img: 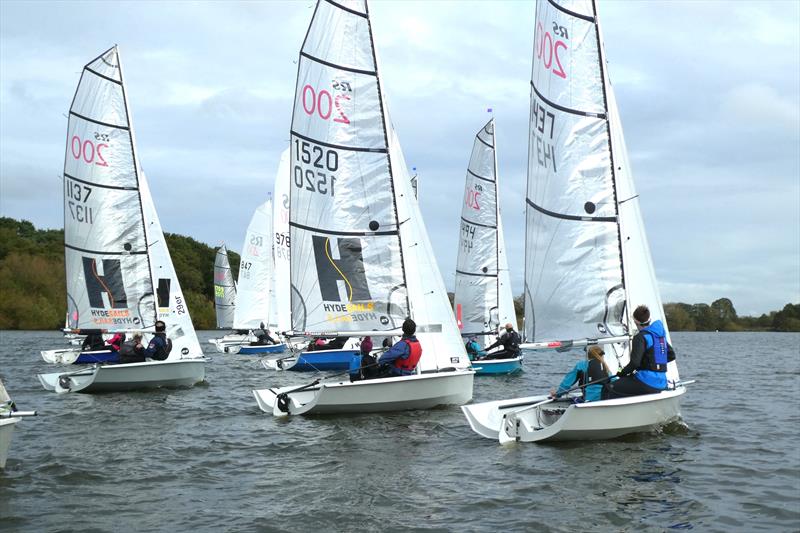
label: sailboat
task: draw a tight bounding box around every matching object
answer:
[462,0,690,443]
[454,118,522,375]
[213,245,236,328]
[37,46,206,393]
[0,379,36,468]
[253,0,474,414]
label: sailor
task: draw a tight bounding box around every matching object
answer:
[550,345,612,402]
[252,323,277,345]
[483,323,521,360]
[605,305,676,398]
[144,320,172,361]
[377,318,422,377]
[118,333,146,364]
[464,336,487,361]
[105,332,126,352]
[81,330,105,352]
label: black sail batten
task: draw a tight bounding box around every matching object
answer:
[325,0,367,18]
[299,51,377,76]
[364,0,411,316]
[531,82,606,119]
[591,0,628,313]
[467,169,494,183]
[68,111,130,131]
[461,216,497,230]
[547,0,596,23]
[290,130,387,153]
[63,172,137,191]
[85,66,122,85]
[65,243,148,256]
[290,220,398,237]
[117,46,157,326]
[526,197,617,223]
[456,269,498,279]
[476,135,494,149]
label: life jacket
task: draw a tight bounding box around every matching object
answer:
[578,359,608,387]
[150,333,173,361]
[394,338,422,372]
[641,325,668,373]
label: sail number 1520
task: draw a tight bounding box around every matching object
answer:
[293,140,338,197]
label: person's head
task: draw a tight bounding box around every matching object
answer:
[469,336,477,343]
[587,344,611,374]
[632,305,650,327]
[402,318,416,336]
[133,333,143,343]
[505,323,514,332]
[155,320,166,333]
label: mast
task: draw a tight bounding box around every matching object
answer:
[491,118,501,331]
[117,46,156,328]
[365,0,411,316]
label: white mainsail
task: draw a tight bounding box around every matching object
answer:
[234,200,273,330]
[270,149,292,333]
[523,0,676,380]
[287,0,468,369]
[454,119,517,347]
[213,245,236,329]
[63,46,154,333]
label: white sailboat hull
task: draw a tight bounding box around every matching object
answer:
[253,370,474,416]
[462,387,686,443]
[0,418,18,468]
[37,360,206,394]
[208,333,253,353]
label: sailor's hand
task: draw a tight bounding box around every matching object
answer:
[549,388,556,398]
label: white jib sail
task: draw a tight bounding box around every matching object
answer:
[524,0,675,379]
[270,149,292,332]
[454,119,518,347]
[213,245,236,329]
[63,46,155,332]
[234,200,273,330]
[139,172,203,359]
[289,0,408,335]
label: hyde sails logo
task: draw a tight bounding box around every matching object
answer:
[312,236,381,324]
[82,257,140,327]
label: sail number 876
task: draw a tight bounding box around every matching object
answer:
[293,140,338,197]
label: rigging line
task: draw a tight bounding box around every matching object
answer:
[467,169,494,183]
[63,173,137,191]
[530,82,606,119]
[547,0,595,23]
[291,130,387,153]
[324,237,353,302]
[68,110,129,131]
[618,194,639,205]
[299,51,376,76]
[526,198,616,222]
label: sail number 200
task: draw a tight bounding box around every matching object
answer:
[536,22,568,79]
[293,140,338,197]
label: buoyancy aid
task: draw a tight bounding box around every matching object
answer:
[641,324,668,373]
[394,338,422,372]
[578,359,608,387]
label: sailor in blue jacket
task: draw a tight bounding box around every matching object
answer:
[605,305,676,399]
[144,320,172,361]
[550,345,612,402]
[377,318,422,377]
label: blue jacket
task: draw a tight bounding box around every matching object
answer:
[144,333,171,361]
[378,335,418,376]
[465,340,486,361]
[623,320,674,390]
[556,360,610,402]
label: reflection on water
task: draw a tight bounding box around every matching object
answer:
[0,331,798,532]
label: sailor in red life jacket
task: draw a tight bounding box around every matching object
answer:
[377,318,422,377]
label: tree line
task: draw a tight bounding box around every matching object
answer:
[0,217,238,330]
[1,217,797,332]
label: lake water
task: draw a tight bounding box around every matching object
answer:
[1,331,798,532]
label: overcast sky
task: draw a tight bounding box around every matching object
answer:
[1,0,798,316]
